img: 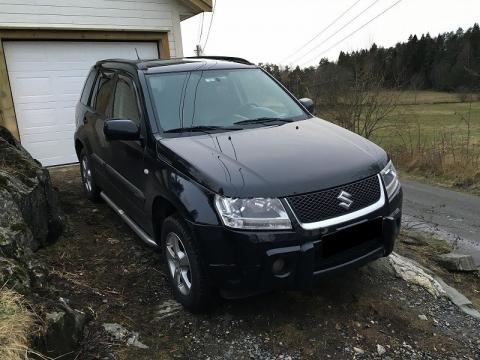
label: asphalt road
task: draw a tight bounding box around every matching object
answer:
[402,179,480,264]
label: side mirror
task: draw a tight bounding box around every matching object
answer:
[299,98,314,114]
[103,119,140,141]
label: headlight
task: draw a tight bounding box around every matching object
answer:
[214,195,292,230]
[381,160,400,199]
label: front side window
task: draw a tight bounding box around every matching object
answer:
[147,68,307,133]
[113,77,140,124]
[147,72,188,131]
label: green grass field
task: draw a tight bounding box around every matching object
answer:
[384,90,480,105]
[373,100,480,147]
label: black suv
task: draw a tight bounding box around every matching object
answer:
[74,57,402,311]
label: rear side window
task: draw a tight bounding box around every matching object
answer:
[113,77,140,125]
[94,74,116,116]
[80,69,97,105]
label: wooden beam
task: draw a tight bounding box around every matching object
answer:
[0,40,19,139]
[0,28,170,42]
[0,29,170,140]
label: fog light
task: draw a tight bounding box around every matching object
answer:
[272,258,286,275]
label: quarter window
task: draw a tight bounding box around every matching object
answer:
[80,69,97,106]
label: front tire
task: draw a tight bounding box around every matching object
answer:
[161,215,212,312]
[79,150,100,202]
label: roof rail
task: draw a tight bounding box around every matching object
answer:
[96,58,150,70]
[96,59,135,66]
[185,56,253,65]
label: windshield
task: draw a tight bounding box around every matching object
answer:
[147,68,308,133]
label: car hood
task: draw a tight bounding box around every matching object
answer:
[157,118,388,198]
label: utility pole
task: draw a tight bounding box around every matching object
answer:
[195,44,203,56]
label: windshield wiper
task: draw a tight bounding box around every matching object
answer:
[233,117,294,126]
[163,125,242,133]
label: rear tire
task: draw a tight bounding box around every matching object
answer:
[79,149,101,202]
[161,214,213,312]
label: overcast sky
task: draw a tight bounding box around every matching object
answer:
[181,0,480,67]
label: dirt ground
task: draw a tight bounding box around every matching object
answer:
[34,165,480,359]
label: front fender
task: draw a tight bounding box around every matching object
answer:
[146,164,220,226]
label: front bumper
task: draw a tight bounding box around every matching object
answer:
[187,187,402,296]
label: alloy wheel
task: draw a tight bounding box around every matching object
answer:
[81,156,92,193]
[165,232,192,295]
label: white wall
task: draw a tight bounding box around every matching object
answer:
[0,0,195,57]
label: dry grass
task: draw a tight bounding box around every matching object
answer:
[365,92,480,193]
[379,102,480,193]
[0,288,34,360]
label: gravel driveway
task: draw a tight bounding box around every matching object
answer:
[37,165,480,359]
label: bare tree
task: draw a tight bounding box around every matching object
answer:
[410,73,425,105]
[322,68,399,139]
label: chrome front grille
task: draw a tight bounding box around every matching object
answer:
[286,175,382,226]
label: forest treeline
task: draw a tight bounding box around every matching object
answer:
[261,23,480,99]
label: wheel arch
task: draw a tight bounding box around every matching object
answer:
[74,134,93,161]
[149,184,220,244]
[151,195,178,243]
[75,138,84,159]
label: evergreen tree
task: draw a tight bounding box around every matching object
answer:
[265,23,480,93]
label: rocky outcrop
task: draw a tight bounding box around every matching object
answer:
[0,128,87,358]
[0,126,63,292]
[0,127,63,257]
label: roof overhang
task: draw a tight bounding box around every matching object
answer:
[181,0,212,14]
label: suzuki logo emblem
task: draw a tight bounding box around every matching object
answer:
[337,190,353,210]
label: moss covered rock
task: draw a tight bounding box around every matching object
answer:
[0,127,64,294]
[0,257,30,294]
[0,127,63,259]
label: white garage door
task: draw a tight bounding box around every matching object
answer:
[4,41,159,166]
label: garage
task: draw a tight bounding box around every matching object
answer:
[4,41,158,166]
[0,0,212,166]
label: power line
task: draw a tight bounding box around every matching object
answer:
[280,0,362,63]
[203,0,216,52]
[198,11,205,44]
[292,0,381,65]
[300,0,404,66]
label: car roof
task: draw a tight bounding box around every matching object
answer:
[96,56,257,74]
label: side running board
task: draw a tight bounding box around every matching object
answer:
[100,192,158,248]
